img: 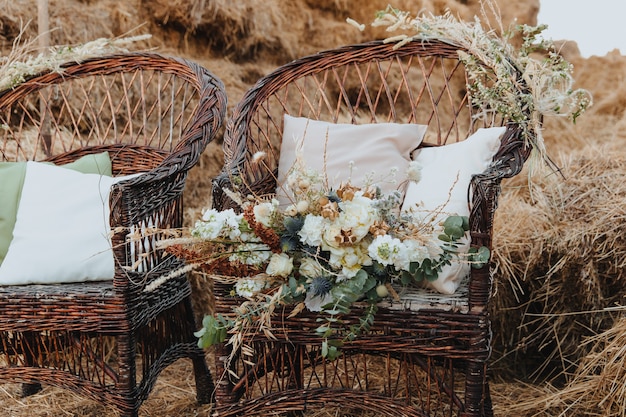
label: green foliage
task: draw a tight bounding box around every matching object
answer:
[194,314,231,349]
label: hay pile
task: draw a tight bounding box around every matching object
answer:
[2,0,626,416]
[491,144,626,380]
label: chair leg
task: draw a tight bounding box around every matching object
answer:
[192,353,214,404]
[116,334,139,417]
[462,360,491,417]
[21,382,42,397]
[214,342,236,406]
[20,332,43,397]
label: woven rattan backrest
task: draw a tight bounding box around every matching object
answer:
[0,53,215,173]
[217,40,514,207]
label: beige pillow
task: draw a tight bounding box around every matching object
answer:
[401,127,506,294]
[277,115,428,205]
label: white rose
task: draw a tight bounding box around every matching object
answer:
[266,253,294,277]
[328,243,371,279]
[337,193,378,241]
[299,257,325,278]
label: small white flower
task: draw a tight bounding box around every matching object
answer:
[285,204,298,217]
[299,215,325,247]
[407,161,422,183]
[235,278,266,298]
[403,239,431,268]
[253,200,277,228]
[296,200,309,214]
[266,253,294,277]
[368,234,405,267]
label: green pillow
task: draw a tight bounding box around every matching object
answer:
[0,151,112,265]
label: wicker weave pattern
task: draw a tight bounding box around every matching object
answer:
[0,53,227,416]
[212,40,531,417]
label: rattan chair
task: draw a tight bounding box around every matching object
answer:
[210,39,532,417]
[0,53,227,416]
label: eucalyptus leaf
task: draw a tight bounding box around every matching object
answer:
[438,234,451,242]
[470,246,491,269]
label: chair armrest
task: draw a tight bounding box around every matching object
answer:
[467,124,531,308]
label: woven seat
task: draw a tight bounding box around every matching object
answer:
[211,39,531,417]
[0,53,227,416]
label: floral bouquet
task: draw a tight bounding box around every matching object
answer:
[162,155,487,360]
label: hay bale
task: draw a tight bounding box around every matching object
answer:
[497,317,626,417]
[142,0,299,62]
[491,144,626,380]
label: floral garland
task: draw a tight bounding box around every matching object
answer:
[162,156,485,360]
[348,1,592,169]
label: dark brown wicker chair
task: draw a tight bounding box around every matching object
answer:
[0,53,227,416]
[210,39,532,417]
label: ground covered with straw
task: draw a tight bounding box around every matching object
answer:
[2,0,626,416]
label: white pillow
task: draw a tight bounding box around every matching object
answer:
[401,127,506,294]
[0,162,140,285]
[277,115,428,205]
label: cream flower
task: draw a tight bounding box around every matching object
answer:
[337,192,379,241]
[193,208,243,240]
[266,253,294,277]
[299,257,326,278]
[328,243,372,280]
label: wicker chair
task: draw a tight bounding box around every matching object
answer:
[210,39,532,417]
[0,53,227,416]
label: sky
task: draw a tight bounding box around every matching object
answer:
[537,0,625,57]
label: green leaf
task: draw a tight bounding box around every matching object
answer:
[316,325,330,334]
[461,216,470,231]
[362,274,378,293]
[327,346,340,360]
[469,246,491,269]
[195,315,229,349]
[443,215,469,239]
[443,215,464,229]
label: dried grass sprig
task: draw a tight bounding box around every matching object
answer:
[350,0,593,173]
[0,23,151,92]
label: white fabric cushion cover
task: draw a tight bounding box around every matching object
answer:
[0,162,139,285]
[401,127,506,294]
[277,115,428,205]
